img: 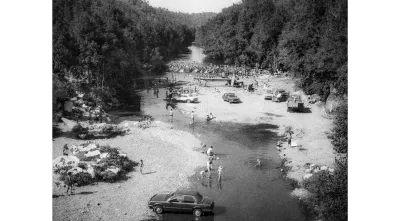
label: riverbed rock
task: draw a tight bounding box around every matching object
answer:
[106,167,120,174]
[303,174,313,180]
[100,153,109,159]
[79,121,90,129]
[64,101,73,112]
[53,155,80,168]
[87,166,95,178]
[291,166,299,172]
[81,143,98,152]
[61,118,79,131]
[84,150,101,158]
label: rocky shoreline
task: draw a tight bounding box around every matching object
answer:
[53,121,207,220]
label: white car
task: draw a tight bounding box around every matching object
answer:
[173,94,199,103]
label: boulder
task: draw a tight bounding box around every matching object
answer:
[67,167,83,175]
[86,166,95,178]
[313,168,320,173]
[106,167,120,174]
[62,100,73,111]
[291,166,299,172]
[320,166,328,171]
[81,143,98,152]
[100,153,109,159]
[70,97,78,101]
[84,150,101,157]
[53,156,80,168]
[303,173,313,180]
[310,164,316,168]
[305,169,312,173]
[79,121,90,129]
[61,118,80,131]
[328,168,335,173]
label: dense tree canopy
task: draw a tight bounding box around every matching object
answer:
[196,0,347,99]
[53,0,196,106]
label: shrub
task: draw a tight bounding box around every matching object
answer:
[328,102,348,154]
[303,159,348,221]
[71,172,94,186]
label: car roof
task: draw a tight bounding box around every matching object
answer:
[174,190,200,196]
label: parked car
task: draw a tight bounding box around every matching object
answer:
[148,190,214,217]
[272,89,289,102]
[264,89,274,100]
[222,93,241,103]
[173,93,198,103]
[308,94,321,104]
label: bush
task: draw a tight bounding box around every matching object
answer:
[328,102,348,154]
[71,172,94,186]
[303,159,348,221]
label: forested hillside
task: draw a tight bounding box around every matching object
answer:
[196,0,347,99]
[53,0,195,109]
[153,10,216,28]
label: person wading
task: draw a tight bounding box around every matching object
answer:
[140,159,144,174]
[190,111,195,125]
[287,134,292,148]
[218,166,223,183]
[169,108,174,123]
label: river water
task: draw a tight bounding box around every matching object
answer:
[138,46,313,221]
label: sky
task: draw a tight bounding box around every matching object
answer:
[147,0,242,13]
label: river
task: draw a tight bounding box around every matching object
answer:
[137,46,313,221]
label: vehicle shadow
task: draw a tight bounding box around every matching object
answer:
[264,112,284,117]
[143,171,157,175]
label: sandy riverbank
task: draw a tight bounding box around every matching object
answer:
[52,121,207,221]
[174,74,335,183]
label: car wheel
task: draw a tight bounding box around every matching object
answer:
[186,99,190,103]
[193,209,203,217]
[154,205,164,214]
[229,101,232,104]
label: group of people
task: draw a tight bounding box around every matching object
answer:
[167,61,273,80]
[199,145,223,186]
[137,116,154,129]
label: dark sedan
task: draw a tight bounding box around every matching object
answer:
[148,190,214,217]
[222,93,241,103]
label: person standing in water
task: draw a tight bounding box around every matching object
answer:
[217,166,223,183]
[190,111,195,125]
[255,159,261,168]
[140,159,144,174]
[287,134,292,148]
[169,108,174,124]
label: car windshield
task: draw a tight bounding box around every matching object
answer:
[195,192,203,201]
